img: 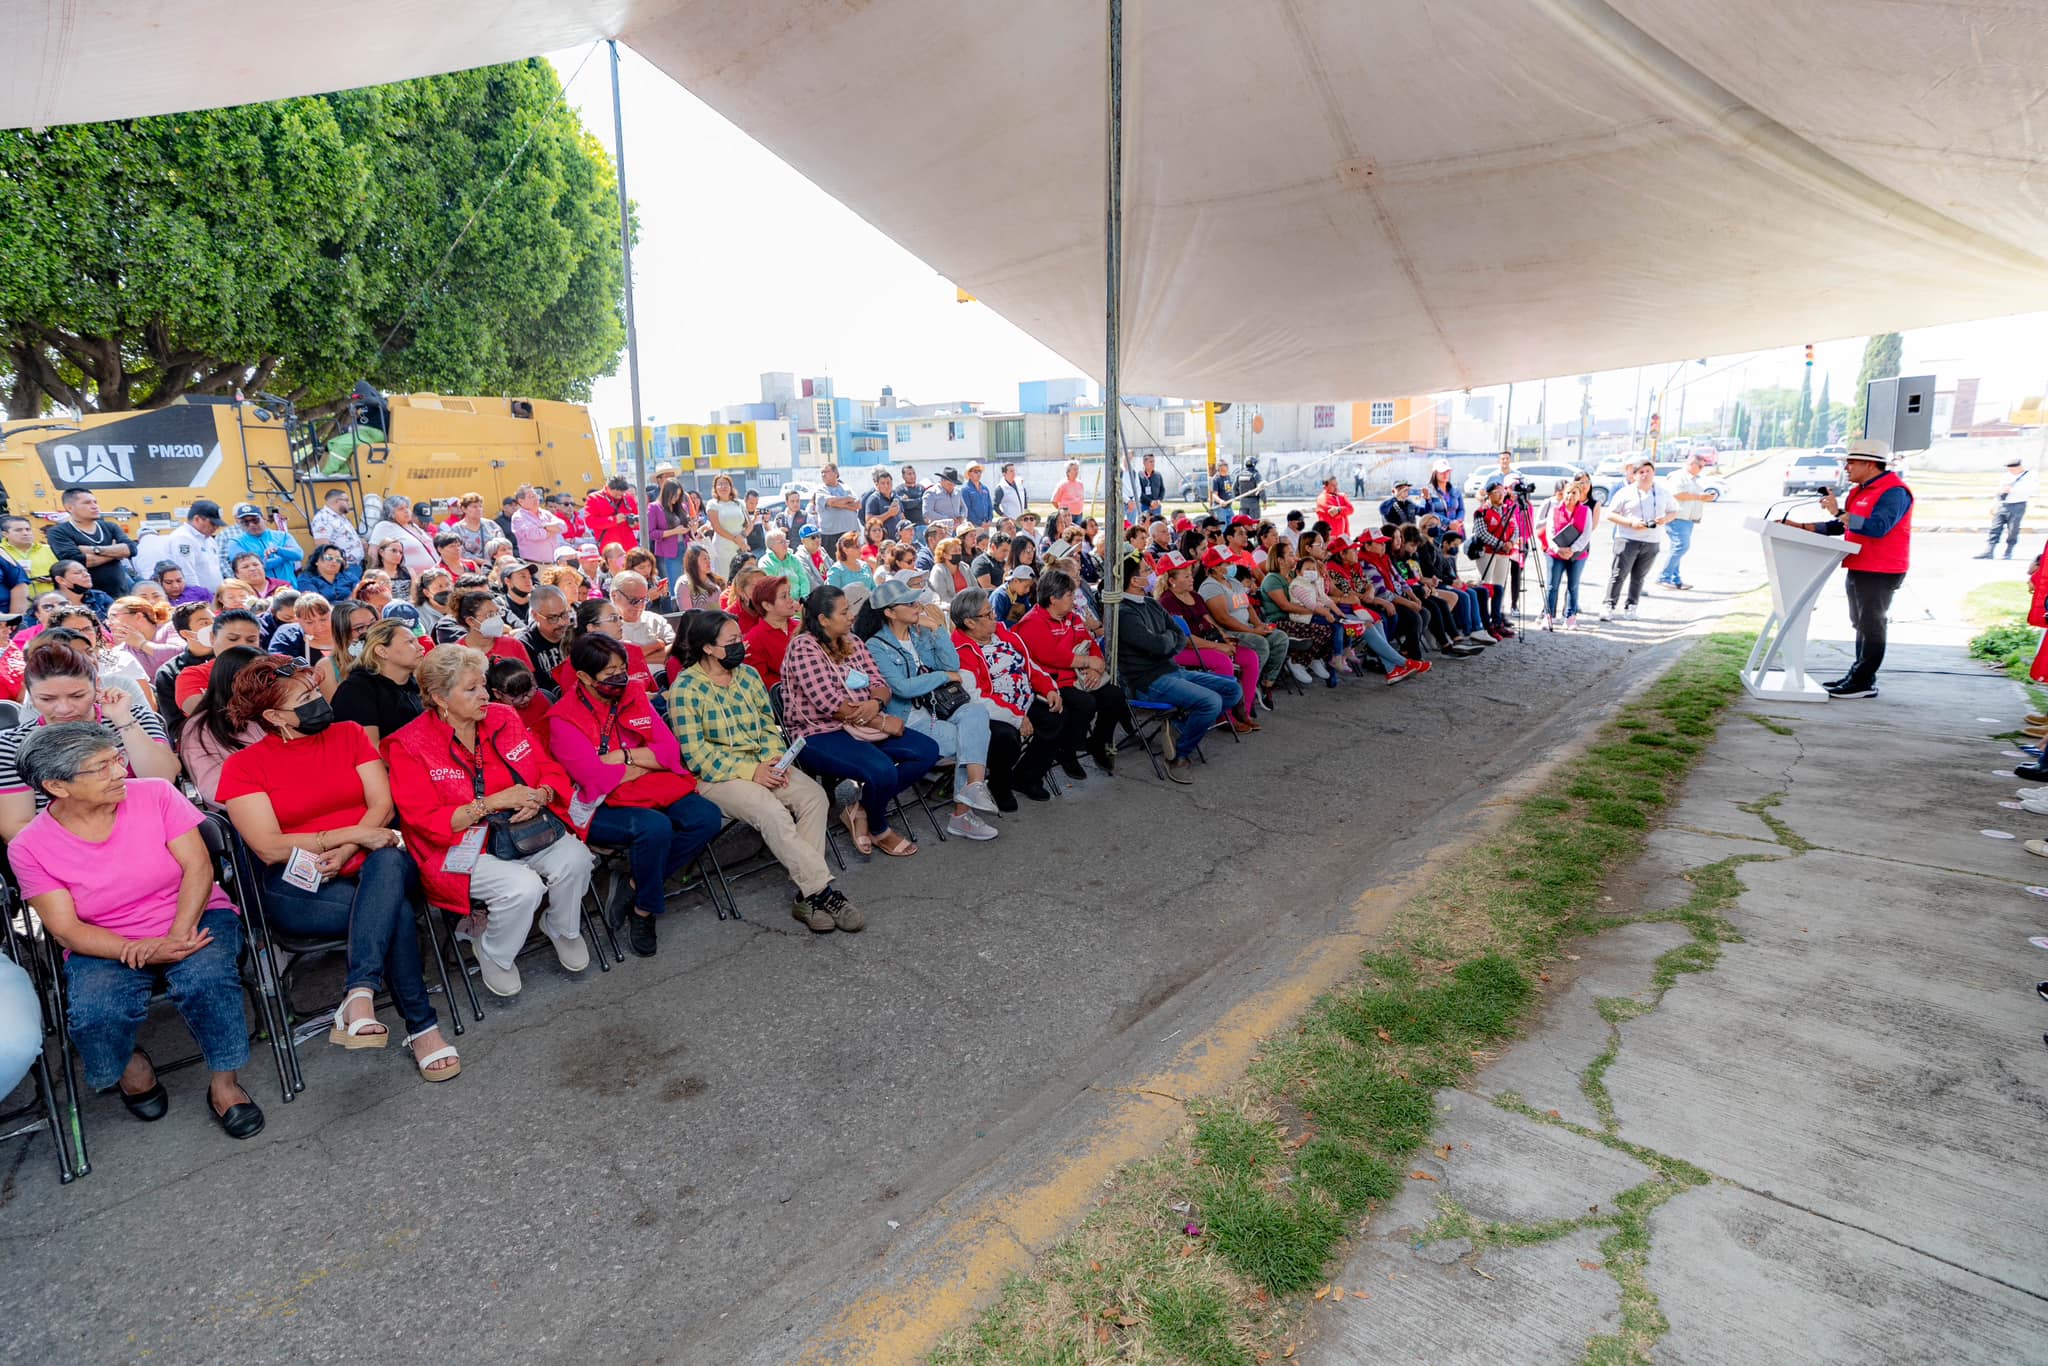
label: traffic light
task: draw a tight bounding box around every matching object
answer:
[1804,343,1814,366]
[1649,412,1661,436]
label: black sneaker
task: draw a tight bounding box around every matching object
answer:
[991,785,1019,814]
[627,911,658,957]
[1089,747,1117,776]
[1825,683,1878,699]
[1015,777,1052,802]
[1058,755,1088,781]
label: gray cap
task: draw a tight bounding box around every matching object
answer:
[870,578,921,609]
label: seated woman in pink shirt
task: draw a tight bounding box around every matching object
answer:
[11,723,263,1139]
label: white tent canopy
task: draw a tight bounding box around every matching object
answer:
[9,0,2047,399]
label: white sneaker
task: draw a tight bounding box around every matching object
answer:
[1309,659,1330,680]
[475,953,522,998]
[1623,604,1639,620]
[947,810,1000,841]
[1462,634,1491,647]
[1598,607,1612,621]
[1538,614,1554,631]
[1288,661,1313,684]
[958,779,1000,814]
[1563,615,1579,631]
[547,931,590,973]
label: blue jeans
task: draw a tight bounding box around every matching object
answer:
[1659,519,1695,584]
[65,907,248,1090]
[796,728,941,835]
[587,792,725,917]
[1132,669,1240,755]
[259,846,437,1034]
[904,700,992,799]
[1350,618,1408,671]
[1545,555,1586,619]
[0,957,41,1099]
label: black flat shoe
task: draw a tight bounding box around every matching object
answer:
[1089,748,1116,776]
[627,911,657,958]
[1015,778,1051,802]
[210,1092,265,1140]
[1057,756,1087,781]
[991,786,1019,814]
[117,1049,168,1121]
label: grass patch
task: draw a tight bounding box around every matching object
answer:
[1963,581,2048,710]
[928,624,1759,1365]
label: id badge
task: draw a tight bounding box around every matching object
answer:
[281,846,325,893]
[444,826,487,875]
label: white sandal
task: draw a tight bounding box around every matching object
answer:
[403,1028,461,1083]
[328,987,389,1050]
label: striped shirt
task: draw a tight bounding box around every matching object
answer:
[0,707,172,810]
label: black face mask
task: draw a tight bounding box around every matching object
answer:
[431,591,451,607]
[292,697,335,736]
[591,676,629,700]
[718,642,748,670]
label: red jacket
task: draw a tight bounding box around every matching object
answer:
[743,618,798,689]
[546,679,696,809]
[951,624,1056,726]
[384,704,580,914]
[1014,605,1100,687]
[1315,490,1355,539]
[551,641,653,698]
[584,491,641,553]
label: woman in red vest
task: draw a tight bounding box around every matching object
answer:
[1787,438,1912,699]
[548,633,722,958]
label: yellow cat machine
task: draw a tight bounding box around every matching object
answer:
[0,382,606,538]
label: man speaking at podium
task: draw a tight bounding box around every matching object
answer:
[1784,438,1914,700]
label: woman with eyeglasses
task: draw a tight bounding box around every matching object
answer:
[547,633,720,957]
[449,587,534,671]
[219,655,458,1081]
[562,599,655,696]
[948,588,1070,809]
[296,541,361,600]
[367,494,439,578]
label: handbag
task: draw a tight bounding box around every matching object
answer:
[878,632,971,720]
[473,734,568,861]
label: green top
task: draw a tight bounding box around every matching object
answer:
[665,662,786,785]
[759,549,814,601]
[1258,571,1296,624]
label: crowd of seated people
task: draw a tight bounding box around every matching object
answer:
[0,476,1534,1147]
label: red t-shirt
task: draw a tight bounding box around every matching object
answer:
[743,618,798,688]
[215,722,380,876]
[175,659,214,707]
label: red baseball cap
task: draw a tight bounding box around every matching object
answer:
[1327,536,1351,554]
[1200,544,1256,571]
[1155,550,1193,573]
[1228,514,1257,528]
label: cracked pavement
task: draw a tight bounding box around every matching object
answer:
[1310,558,2048,1362]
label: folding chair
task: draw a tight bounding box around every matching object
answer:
[0,879,82,1182]
[442,864,618,1020]
[1122,698,1177,781]
[770,682,850,868]
[220,822,466,1098]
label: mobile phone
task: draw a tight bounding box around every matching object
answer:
[773,735,807,774]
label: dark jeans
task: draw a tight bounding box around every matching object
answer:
[1988,502,2026,554]
[260,845,437,1034]
[986,699,1068,794]
[587,792,725,918]
[1384,604,1424,659]
[797,728,941,835]
[1419,595,1459,648]
[1054,682,1129,761]
[1509,557,1524,612]
[66,907,248,1090]
[1131,668,1240,755]
[1606,539,1660,609]
[1842,570,1906,689]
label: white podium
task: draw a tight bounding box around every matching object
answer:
[1741,517,1859,702]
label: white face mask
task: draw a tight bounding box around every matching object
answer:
[194,626,213,649]
[477,617,507,639]
[347,639,366,661]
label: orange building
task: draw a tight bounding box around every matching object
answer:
[1349,397,1439,446]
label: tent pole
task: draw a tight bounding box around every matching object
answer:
[1100,0,1126,667]
[610,39,648,508]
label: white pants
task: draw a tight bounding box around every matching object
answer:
[467,836,596,970]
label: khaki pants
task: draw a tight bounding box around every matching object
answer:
[699,768,833,899]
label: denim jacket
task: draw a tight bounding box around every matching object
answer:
[864,624,961,719]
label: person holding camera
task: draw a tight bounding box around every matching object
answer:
[1470,476,1522,636]
[1600,462,1674,620]
[584,476,642,553]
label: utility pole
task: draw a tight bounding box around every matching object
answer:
[608,40,647,503]
[1100,0,1127,666]
[1501,382,1514,449]
[1577,375,1591,462]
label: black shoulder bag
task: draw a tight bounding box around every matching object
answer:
[465,732,569,861]
[880,632,970,721]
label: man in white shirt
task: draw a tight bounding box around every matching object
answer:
[309,487,366,566]
[1656,454,1717,589]
[134,499,227,595]
[1600,464,1672,620]
[991,463,1029,522]
[1979,456,2033,560]
[610,571,673,666]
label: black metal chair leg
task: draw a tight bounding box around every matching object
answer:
[416,908,464,1038]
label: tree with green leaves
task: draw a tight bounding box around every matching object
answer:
[1846,332,1903,441]
[1,59,627,419]
[1792,368,1814,447]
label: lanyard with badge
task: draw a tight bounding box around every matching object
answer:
[442,735,492,874]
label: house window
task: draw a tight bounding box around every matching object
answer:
[698,433,716,456]
[726,431,745,454]
[989,419,1025,454]
[799,436,813,456]
[1078,414,1105,438]
[1312,404,1335,430]
[948,421,966,441]
[1369,401,1396,428]
[820,436,835,455]
[1163,412,1185,437]
[895,424,911,443]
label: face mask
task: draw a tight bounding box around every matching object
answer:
[432,591,451,607]
[844,668,870,691]
[292,697,335,735]
[592,676,628,700]
[193,626,213,649]
[502,688,536,708]
[718,642,748,670]
[346,639,366,661]
[476,617,507,638]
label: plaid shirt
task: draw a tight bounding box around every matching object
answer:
[665,663,785,785]
[779,632,883,738]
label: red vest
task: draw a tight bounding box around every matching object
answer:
[1844,471,1911,574]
